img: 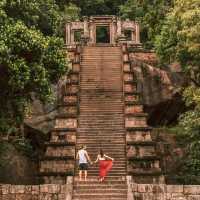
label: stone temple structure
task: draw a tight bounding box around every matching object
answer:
[1,16,199,200]
[65,16,141,46]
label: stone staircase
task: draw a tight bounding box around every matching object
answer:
[122,44,165,183]
[73,46,127,200]
[38,44,164,198]
[38,47,81,184]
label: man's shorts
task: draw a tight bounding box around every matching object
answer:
[79,163,88,170]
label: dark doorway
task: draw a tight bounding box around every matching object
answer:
[96,26,110,43]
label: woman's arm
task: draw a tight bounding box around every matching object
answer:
[94,155,100,163]
[104,154,114,161]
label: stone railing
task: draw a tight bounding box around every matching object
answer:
[0,177,73,200]
[127,176,200,200]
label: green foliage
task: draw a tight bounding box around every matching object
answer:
[0,0,68,136]
[120,0,173,48]
[173,86,200,178]
[3,0,62,35]
[155,1,200,178]
[62,3,81,22]
[155,0,200,84]
[57,0,126,16]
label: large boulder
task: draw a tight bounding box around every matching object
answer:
[129,51,187,126]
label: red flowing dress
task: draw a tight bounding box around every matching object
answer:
[99,160,113,178]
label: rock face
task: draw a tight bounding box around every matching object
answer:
[24,84,60,135]
[0,141,39,184]
[129,51,187,126]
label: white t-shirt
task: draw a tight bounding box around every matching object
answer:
[78,149,87,164]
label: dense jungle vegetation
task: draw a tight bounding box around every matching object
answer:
[0,0,199,183]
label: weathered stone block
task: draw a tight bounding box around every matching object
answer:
[124,63,131,72]
[124,73,134,82]
[31,185,39,195]
[167,185,183,193]
[66,85,79,94]
[40,185,49,193]
[14,185,25,194]
[2,194,15,200]
[125,105,143,114]
[123,54,129,62]
[73,63,80,72]
[2,185,10,195]
[69,74,79,83]
[48,185,60,194]
[55,118,77,129]
[16,194,31,200]
[126,131,152,142]
[24,186,31,194]
[59,106,77,115]
[63,96,78,104]
[40,160,74,173]
[187,195,200,200]
[39,193,52,200]
[46,146,75,157]
[138,184,153,193]
[184,186,200,195]
[125,94,139,102]
[125,117,147,128]
[124,84,137,93]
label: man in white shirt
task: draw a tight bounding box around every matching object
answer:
[76,145,92,181]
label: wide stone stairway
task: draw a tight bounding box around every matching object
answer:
[73,46,127,200]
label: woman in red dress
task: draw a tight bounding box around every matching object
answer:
[94,149,114,182]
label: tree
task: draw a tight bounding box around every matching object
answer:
[56,0,126,16]
[176,86,200,182]
[0,0,68,136]
[120,0,173,48]
[155,0,200,180]
[155,0,200,85]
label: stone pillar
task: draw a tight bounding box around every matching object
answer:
[127,176,134,200]
[83,16,89,36]
[135,21,140,44]
[111,16,117,44]
[66,23,71,45]
[67,23,72,45]
[65,176,73,200]
[89,18,95,44]
[117,17,122,36]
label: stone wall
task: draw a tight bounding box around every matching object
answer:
[127,177,200,200]
[0,177,73,200]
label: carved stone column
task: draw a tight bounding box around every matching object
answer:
[135,21,140,44]
[89,17,95,44]
[83,16,89,37]
[111,16,117,44]
[117,17,122,36]
[66,23,71,45]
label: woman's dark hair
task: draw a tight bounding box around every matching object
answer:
[100,149,104,158]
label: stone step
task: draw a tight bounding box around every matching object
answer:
[77,137,125,140]
[74,189,127,194]
[78,128,125,131]
[85,171,126,175]
[73,198,126,200]
[73,193,127,199]
[74,185,127,190]
[78,118,124,122]
[77,133,125,136]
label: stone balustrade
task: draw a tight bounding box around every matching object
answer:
[0,177,73,200]
[127,176,200,200]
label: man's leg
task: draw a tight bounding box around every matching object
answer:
[79,170,82,181]
[84,170,87,181]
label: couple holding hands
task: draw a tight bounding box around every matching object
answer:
[76,145,114,182]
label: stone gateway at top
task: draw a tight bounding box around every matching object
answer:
[65,15,141,46]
